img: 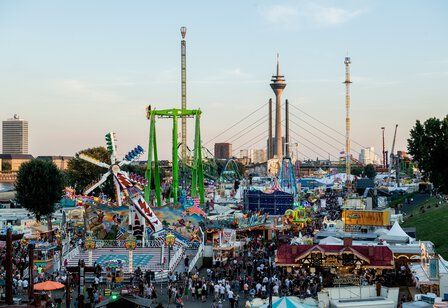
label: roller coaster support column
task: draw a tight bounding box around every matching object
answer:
[145,111,162,206]
[191,111,205,204]
[172,113,179,203]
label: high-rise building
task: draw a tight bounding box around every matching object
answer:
[359,147,380,165]
[2,114,29,154]
[37,156,73,170]
[214,143,232,159]
[239,149,249,159]
[249,149,267,164]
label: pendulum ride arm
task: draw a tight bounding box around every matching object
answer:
[115,171,163,232]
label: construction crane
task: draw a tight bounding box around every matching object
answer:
[381,127,386,168]
[389,124,398,173]
[390,124,400,186]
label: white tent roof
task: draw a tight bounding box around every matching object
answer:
[374,228,389,235]
[319,236,343,245]
[439,255,448,274]
[387,221,409,238]
[380,221,411,242]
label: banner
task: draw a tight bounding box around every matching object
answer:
[343,210,390,227]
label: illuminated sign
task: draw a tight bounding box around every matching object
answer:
[343,210,390,227]
[333,276,361,285]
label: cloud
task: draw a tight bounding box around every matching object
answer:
[259,1,365,28]
[426,59,448,65]
[414,71,448,78]
[192,68,262,85]
[223,68,252,79]
[308,4,364,26]
[52,79,120,103]
[259,4,299,25]
[352,75,401,89]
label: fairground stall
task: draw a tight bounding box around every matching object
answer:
[276,238,395,287]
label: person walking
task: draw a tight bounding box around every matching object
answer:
[190,282,196,301]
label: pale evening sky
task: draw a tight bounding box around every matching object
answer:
[0,0,447,160]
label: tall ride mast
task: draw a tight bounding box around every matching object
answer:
[344,56,352,188]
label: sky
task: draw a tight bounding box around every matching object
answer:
[0,0,447,160]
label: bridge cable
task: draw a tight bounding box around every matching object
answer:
[204,102,268,145]
[289,103,381,157]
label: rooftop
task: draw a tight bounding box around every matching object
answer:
[36,156,73,160]
[277,243,394,268]
[0,154,34,159]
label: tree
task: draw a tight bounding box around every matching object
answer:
[122,163,146,177]
[407,115,448,193]
[15,159,64,223]
[65,147,114,196]
[1,161,11,171]
[363,164,377,179]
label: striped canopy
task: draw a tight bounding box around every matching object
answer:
[253,296,317,308]
[272,296,317,308]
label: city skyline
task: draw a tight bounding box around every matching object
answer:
[1,0,447,159]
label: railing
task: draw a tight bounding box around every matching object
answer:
[169,246,185,273]
[94,239,166,248]
[53,252,62,272]
[23,267,29,279]
[144,238,166,248]
[0,172,17,183]
[153,270,169,282]
[188,227,205,273]
[61,239,72,256]
[65,245,80,261]
[94,240,130,248]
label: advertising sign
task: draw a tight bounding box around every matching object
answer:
[343,210,390,226]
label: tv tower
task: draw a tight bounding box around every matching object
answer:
[270,54,286,158]
[180,26,187,165]
[344,56,352,187]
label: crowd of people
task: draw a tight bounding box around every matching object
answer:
[0,240,30,298]
[1,186,438,307]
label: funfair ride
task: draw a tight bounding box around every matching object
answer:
[144,107,205,207]
[80,132,163,235]
[278,156,298,196]
[214,159,242,205]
